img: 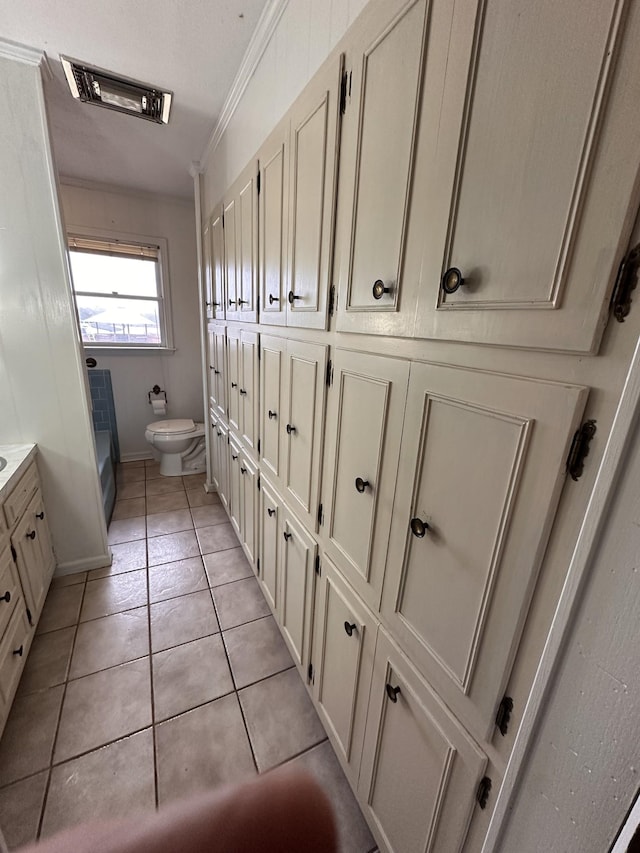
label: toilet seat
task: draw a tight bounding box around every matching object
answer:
[146,418,200,437]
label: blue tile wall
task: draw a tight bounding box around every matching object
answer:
[88,369,120,461]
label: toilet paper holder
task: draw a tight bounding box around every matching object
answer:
[148,385,168,405]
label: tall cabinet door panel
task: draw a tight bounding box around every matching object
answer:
[321,349,410,611]
[202,219,213,321]
[240,330,259,460]
[210,206,225,320]
[382,362,587,739]
[206,328,216,413]
[359,629,486,853]
[334,0,428,336]
[237,162,258,323]
[12,493,54,620]
[228,434,242,538]
[239,452,258,572]
[259,119,289,327]
[223,196,239,320]
[312,556,376,786]
[286,54,343,330]
[279,510,316,671]
[282,340,327,531]
[212,324,227,421]
[209,411,219,493]
[412,0,640,352]
[215,422,230,512]
[226,326,241,436]
[259,478,281,614]
[260,335,286,485]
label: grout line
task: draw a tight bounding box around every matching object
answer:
[263,735,330,774]
[145,541,160,812]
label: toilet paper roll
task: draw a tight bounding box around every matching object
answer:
[151,399,167,416]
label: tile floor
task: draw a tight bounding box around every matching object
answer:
[0,460,375,852]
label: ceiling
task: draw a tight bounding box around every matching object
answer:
[0,0,269,198]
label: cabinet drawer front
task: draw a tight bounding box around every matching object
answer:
[0,605,30,710]
[3,462,38,527]
[0,547,21,640]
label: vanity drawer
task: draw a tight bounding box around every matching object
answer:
[0,604,30,712]
[0,546,20,639]
[3,462,39,527]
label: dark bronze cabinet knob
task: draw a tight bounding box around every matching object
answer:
[231,454,238,461]
[386,683,401,703]
[355,477,369,493]
[0,591,10,603]
[216,429,222,436]
[212,301,220,307]
[228,299,237,306]
[26,530,36,541]
[239,388,247,395]
[286,424,297,435]
[410,517,429,538]
[344,621,357,637]
[288,291,302,304]
[13,645,23,657]
[36,511,45,520]
[268,410,277,420]
[267,508,276,517]
[269,294,280,305]
[283,531,292,541]
[441,267,465,294]
[231,382,237,388]
[240,466,247,474]
[214,369,220,375]
[372,279,391,300]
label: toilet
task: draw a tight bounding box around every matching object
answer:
[144,419,206,477]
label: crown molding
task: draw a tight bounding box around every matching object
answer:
[58,175,194,206]
[201,0,288,166]
[0,37,45,67]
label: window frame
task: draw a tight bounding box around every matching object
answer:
[67,226,175,352]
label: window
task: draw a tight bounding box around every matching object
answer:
[68,233,173,349]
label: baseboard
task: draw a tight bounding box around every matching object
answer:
[120,451,154,463]
[54,552,112,576]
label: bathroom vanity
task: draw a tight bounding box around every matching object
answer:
[0,445,55,736]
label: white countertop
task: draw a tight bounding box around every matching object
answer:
[0,444,37,502]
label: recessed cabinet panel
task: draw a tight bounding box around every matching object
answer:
[0,546,21,640]
[279,511,316,670]
[240,331,259,460]
[223,197,238,320]
[259,120,288,327]
[209,413,219,493]
[239,452,257,571]
[335,0,428,334]
[210,207,225,320]
[259,479,280,614]
[322,350,409,611]
[382,362,587,738]
[203,220,213,321]
[238,167,258,323]
[11,493,54,619]
[0,605,31,714]
[213,325,227,421]
[283,341,327,529]
[215,422,230,512]
[207,328,216,412]
[260,335,286,483]
[228,434,242,537]
[226,326,241,435]
[359,629,486,853]
[286,55,342,330]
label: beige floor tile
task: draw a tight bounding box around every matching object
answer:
[146,491,189,514]
[54,658,152,763]
[36,585,84,635]
[150,590,219,652]
[152,634,234,722]
[18,627,75,695]
[213,577,270,630]
[190,503,228,529]
[145,463,163,480]
[182,473,206,487]
[50,571,87,589]
[70,607,149,679]
[285,741,375,853]
[147,530,200,566]
[111,497,146,521]
[42,730,155,839]
[120,460,145,469]
[0,770,48,850]
[116,467,146,484]
[80,570,147,622]
[196,522,239,555]
[224,616,293,689]
[148,557,208,603]
[116,480,146,500]
[145,476,186,496]
[89,539,147,581]
[0,685,64,786]
[186,488,221,508]
[146,508,193,538]
[155,694,256,805]
[203,547,253,587]
[239,668,325,772]
[107,516,146,546]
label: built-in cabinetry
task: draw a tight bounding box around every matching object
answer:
[201,0,640,849]
[0,452,55,736]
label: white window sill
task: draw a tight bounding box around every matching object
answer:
[83,346,177,354]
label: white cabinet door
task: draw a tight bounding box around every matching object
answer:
[286,53,343,330]
[409,0,640,352]
[206,327,216,413]
[359,629,487,853]
[282,340,327,532]
[202,219,213,321]
[210,205,225,320]
[311,555,376,786]
[279,510,316,671]
[228,434,242,538]
[240,330,259,461]
[259,477,280,614]
[382,362,587,739]
[239,451,258,572]
[334,0,429,336]
[11,492,54,620]
[215,421,230,513]
[212,324,227,421]
[321,349,410,611]
[209,411,219,493]
[226,326,241,436]
[237,162,258,323]
[223,195,239,320]
[260,334,286,485]
[259,118,289,327]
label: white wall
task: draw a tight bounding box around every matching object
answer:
[0,50,109,573]
[59,182,202,460]
[202,0,369,212]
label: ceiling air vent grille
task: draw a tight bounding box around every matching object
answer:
[60,56,172,124]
